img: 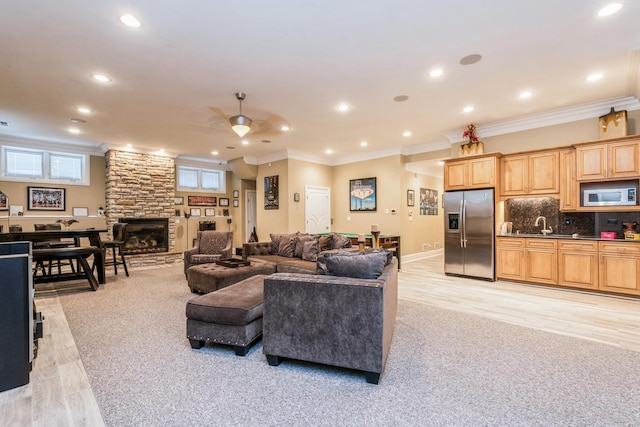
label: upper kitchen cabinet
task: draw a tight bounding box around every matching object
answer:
[575,137,640,181]
[500,150,559,197]
[444,154,500,191]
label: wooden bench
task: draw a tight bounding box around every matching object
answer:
[32,246,102,291]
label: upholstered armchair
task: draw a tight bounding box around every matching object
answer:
[183,231,233,278]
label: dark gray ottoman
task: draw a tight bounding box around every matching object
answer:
[187,260,275,294]
[186,274,266,356]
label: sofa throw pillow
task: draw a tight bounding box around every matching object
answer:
[294,234,317,258]
[318,235,333,252]
[330,233,352,249]
[270,234,285,255]
[277,234,296,257]
[324,250,387,279]
[301,239,319,262]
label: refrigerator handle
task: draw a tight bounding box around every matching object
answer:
[461,199,467,248]
[459,199,464,248]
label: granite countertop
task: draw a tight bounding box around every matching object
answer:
[497,233,640,242]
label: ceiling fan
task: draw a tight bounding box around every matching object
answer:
[197,92,289,139]
[229,92,251,137]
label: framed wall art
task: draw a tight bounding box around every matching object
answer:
[0,190,7,211]
[264,175,279,210]
[190,208,202,217]
[349,177,376,212]
[407,189,415,206]
[419,188,438,216]
[233,190,239,198]
[205,208,216,217]
[174,196,184,206]
[219,198,229,207]
[188,195,217,206]
[233,199,239,208]
[28,186,65,211]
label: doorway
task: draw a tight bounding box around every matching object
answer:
[245,190,257,241]
[305,185,331,234]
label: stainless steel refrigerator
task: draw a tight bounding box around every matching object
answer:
[444,189,495,281]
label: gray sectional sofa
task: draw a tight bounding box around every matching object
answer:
[262,257,398,384]
[242,232,355,274]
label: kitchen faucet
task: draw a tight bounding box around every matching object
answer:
[534,216,553,235]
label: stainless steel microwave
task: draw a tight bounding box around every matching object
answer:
[583,187,637,206]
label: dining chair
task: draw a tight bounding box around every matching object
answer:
[94,222,129,276]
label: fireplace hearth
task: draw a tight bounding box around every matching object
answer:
[119,218,169,255]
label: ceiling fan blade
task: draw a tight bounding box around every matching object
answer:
[207,106,231,120]
[251,114,288,136]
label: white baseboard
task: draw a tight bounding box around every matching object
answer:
[402,248,443,264]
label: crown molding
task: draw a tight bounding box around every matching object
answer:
[0,133,105,156]
[175,156,227,168]
[444,96,640,143]
[402,140,451,155]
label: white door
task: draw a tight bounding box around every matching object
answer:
[245,190,257,241]
[305,185,331,234]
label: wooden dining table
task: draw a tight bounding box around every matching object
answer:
[0,229,108,285]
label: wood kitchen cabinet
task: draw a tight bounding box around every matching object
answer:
[558,240,598,290]
[444,154,499,191]
[496,237,526,281]
[599,241,640,296]
[576,138,640,181]
[500,151,559,196]
[525,238,557,285]
[559,149,578,211]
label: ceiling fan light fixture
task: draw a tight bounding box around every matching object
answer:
[230,114,252,137]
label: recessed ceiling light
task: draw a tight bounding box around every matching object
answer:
[69,118,86,123]
[429,68,443,78]
[261,140,271,143]
[336,103,351,112]
[598,3,622,16]
[393,95,409,102]
[463,106,474,113]
[437,161,445,166]
[403,131,412,137]
[92,74,111,83]
[281,125,290,131]
[519,91,533,99]
[587,73,603,82]
[242,140,249,145]
[460,54,482,66]
[211,150,219,155]
[68,127,80,134]
[360,141,368,147]
[120,14,141,28]
[325,149,333,154]
[77,107,91,114]
[226,146,236,149]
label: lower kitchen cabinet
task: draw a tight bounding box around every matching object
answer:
[496,237,525,281]
[525,239,557,285]
[599,241,640,296]
[558,240,598,290]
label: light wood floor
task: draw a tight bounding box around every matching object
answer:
[2,255,639,425]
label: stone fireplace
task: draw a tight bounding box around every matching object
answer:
[105,150,180,267]
[120,218,169,255]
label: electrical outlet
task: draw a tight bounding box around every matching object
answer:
[422,243,431,251]
[384,209,389,214]
[435,242,441,249]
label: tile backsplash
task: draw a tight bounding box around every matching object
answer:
[504,198,640,237]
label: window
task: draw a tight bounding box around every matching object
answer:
[1,145,88,185]
[176,164,225,193]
